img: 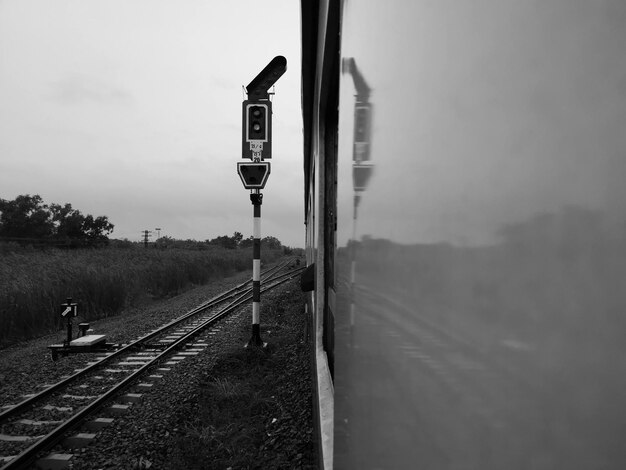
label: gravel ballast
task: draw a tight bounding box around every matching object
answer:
[0,271,315,469]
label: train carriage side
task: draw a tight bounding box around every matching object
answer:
[302,1,626,469]
[301,1,340,469]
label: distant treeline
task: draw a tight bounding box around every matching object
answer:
[110,233,297,255]
[190,232,285,251]
[0,194,113,248]
[343,205,626,356]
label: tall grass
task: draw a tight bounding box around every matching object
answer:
[0,246,282,348]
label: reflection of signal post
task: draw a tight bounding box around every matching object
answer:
[237,55,287,348]
[344,58,374,202]
[343,58,374,342]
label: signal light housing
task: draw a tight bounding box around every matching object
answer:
[248,104,267,141]
[242,100,272,160]
[353,103,371,162]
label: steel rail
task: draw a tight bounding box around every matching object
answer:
[262,265,305,287]
[1,266,302,470]
[0,261,294,423]
[1,292,250,469]
[0,279,248,424]
[355,285,538,392]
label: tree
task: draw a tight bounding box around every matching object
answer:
[49,203,113,244]
[232,231,243,246]
[50,203,85,239]
[208,234,237,249]
[261,236,282,250]
[0,195,114,245]
[207,232,283,250]
[239,236,254,249]
[208,232,245,249]
[0,194,54,239]
[82,215,114,241]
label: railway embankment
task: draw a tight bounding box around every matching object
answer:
[0,270,314,469]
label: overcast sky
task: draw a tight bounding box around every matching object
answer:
[3,1,626,249]
[0,0,303,246]
[337,0,626,246]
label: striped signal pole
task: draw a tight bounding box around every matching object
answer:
[240,56,286,348]
[247,190,266,347]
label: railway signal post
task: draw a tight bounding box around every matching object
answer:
[237,55,287,348]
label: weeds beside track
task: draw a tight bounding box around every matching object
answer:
[0,247,284,348]
[0,263,305,469]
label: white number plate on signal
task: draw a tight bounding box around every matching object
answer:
[250,141,263,152]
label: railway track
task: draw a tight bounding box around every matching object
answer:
[0,260,304,470]
[353,284,538,390]
[342,282,601,468]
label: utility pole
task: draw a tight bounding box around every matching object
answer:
[237,56,287,348]
[142,230,152,248]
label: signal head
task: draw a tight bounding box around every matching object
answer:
[247,104,268,141]
[242,100,272,159]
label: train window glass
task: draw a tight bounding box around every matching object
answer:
[332,1,626,468]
